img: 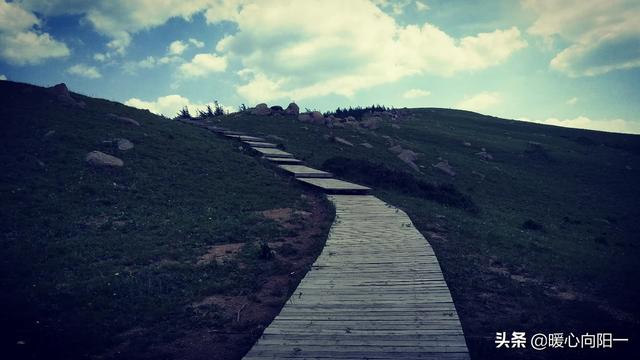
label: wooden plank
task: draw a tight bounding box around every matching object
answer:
[245,141,277,148]
[277,165,333,178]
[264,157,303,164]
[239,135,266,141]
[296,178,371,194]
[253,147,294,158]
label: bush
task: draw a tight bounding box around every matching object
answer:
[522,219,543,231]
[324,104,390,120]
[322,156,478,212]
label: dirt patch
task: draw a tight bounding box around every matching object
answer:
[197,243,244,265]
[121,192,333,360]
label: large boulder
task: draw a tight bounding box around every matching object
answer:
[107,113,141,126]
[310,111,325,125]
[85,151,123,167]
[398,149,420,172]
[47,83,86,108]
[298,113,312,122]
[285,102,300,115]
[251,103,271,115]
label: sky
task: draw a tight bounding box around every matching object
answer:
[1,0,639,134]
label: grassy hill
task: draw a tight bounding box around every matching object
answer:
[0,81,333,359]
[2,80,639,359]
[216,106,640,359]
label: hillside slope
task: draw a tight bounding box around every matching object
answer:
[218,106,640,359]
[0,81,333,359]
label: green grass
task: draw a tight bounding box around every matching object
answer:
[0,81,316,359]
[219,109,640,359]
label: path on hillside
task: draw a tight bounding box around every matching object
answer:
[180,120,470,359]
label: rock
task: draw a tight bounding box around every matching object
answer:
[47,83,86,108]
[398,149,420,172]
[334,117,344,122]
[433,160,456,176]
[388,144,403,154]
[298,113,311,122]
[360,142,373,149]
[333,137,354,147]
[285,102,300,115]
[344,121,358,128]
[332,122,345,128]
[463,142,472,147]
[251,103,271,115]
[85,151,124,167]
[345,116,356,122]
[44,130,56,138]
[475,150,493,161]
[107,113,140,126]
[115,138,134,151]
[391,124,400,129]
[361,116,381,129]
[270,105,284,113]
[267,134,285,141]
[310,111,324,124]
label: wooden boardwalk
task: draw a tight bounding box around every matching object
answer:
[176,120,469,359]
[243,195,469,359]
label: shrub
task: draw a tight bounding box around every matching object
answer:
[522,219,543,231]
[177,106,192,119]
[322,156,478,212]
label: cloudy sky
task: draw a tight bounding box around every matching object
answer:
[1,0,639,134]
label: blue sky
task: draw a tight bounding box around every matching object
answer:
[1,0,639,134]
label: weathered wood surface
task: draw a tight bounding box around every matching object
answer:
[239,135,266,142]
[245,141,277,148]
[277,164,333,178]
[243,195,469,360]
[252,147,294,158]
[296,178,371,194]
[264,157,303,164]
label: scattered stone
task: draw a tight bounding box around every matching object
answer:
[285,102,300,115]
[85,151,124,167]
[345,116,356,122]
[115,138,134,151]
[310,111,324,125]
[333,137,354,147]
[361,116,381,129]
[47,83,86,108]
[391,124,400,129]
[625,165,633,170]
[398,149,420,172]
[107,113,140,126]
[360,142,373,149]
[388,144,404,154]
[475,150,493,161]
[44,130,56,138]
[270,105,284,113]
[472,170,486,180]
[433,160,456,176]
[463,142,472,147]
[298,113,311,122]
[251,103,271,115]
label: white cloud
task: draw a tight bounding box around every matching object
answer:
[0,74,7,80]
[0,1,69,65]
[168,40,188,55]
[125,94,231,117]
[455,91,502,112]
[524,0,640,77]
[415,1,429,11]
[189,38,205,48]
[211,0,526,103]
[566,97,578,105]
[402,88,431,99]
[522,115,640,135]
[67,64,102,79]
[93,53,107,62]
[179,53,227,78]
[19,0,212,55]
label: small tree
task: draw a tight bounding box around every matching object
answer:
[214,100,225,116]
[177,106,192,119]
